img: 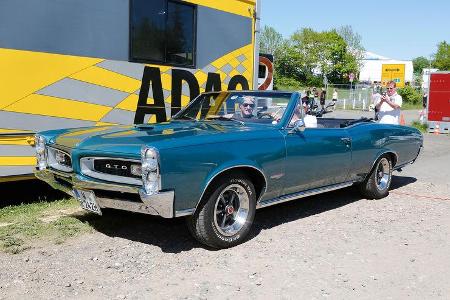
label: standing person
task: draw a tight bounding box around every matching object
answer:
[313,87,319,103]
[319,88,326,111]
[375,81,402,124]
[422,92,428,108]
[332,88,338,102]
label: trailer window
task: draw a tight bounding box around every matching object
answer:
[130,0,195,67]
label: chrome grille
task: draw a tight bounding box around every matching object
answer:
[80,157,142,186]
[93,159,141,179]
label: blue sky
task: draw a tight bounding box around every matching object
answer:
[260,0,450,61]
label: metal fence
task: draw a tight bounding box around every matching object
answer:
[323,84,374,111]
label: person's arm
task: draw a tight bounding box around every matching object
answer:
[384,95,401,109]
[375,95,384,110]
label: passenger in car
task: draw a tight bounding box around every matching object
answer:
[290,99,317,128]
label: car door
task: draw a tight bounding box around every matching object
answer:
[281,127,352,195]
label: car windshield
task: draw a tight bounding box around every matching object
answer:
[172,91,293,124]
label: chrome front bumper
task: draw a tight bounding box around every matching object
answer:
[35,169,175,218]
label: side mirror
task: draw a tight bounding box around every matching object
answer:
[289,119,306,133]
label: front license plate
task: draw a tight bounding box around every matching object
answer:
[73,189,102,215]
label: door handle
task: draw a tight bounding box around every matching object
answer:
[340,137,351,144]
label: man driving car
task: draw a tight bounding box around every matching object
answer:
[238,96,255,118]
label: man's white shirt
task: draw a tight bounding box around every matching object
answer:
[304,114,317,128]
[376,93,402,124]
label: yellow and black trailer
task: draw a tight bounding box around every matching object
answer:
[0,0,260,181]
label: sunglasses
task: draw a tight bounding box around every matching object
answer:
[243,103,255,108]
[386,87,395,90]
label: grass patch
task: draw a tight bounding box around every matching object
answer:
[411,121,428,133]
[0,198,93,254]
[402,102,423,110]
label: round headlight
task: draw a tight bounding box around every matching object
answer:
[141,146,159,171]
[142,147,157,159]
[146,172,158,182]
[142,159,158,172]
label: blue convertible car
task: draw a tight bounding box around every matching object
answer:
[35,91,422,248]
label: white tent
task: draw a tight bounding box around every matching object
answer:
[359,51,413,84]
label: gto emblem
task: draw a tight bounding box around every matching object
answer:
[105,164,127,170]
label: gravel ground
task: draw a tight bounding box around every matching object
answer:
[1,132,449,299]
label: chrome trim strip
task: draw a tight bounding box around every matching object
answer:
[368,151,398,174]
[34,169,74,197]
[72,175,140,194]
[34,169,174,218]
[194,165,268,213]
[138,189,174,218]
[257,181,355,209]
[80,157,142,186]
[175,208,195,217]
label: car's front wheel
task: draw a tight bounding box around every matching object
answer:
[360,156,392,199]
[187,173,256,248]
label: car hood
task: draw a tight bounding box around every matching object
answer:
[51,121,270,155]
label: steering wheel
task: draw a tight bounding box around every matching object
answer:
[257,112,274,119]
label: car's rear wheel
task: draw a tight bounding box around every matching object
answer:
[360,156,392,199]
[186,173,256,249]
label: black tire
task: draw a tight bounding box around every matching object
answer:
[359,156,393,199]
[186,172,256,249]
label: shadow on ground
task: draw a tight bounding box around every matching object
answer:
[390,175,417,190]
[77,174,416,253]
[0,179,67,208]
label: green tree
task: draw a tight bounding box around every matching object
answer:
[259,26,284,55]
[290,28,358,85]
[337,25,365,68]
[432,41,450,70]
[412,56,430,74]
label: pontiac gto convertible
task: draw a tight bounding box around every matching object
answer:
[35,91,423,248]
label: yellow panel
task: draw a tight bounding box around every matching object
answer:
[0,129,33,134]
[183,0,255,17]
[229,58,240,68]
[116,94,139,111]
[181,95,190,106]
[0,157,36,166]
[166,96,172,104]
[5,94,111,121]
[212,57,227,69]
[217,71,227,80]
[0,136,34,146]
[95,122,117,126]
[0,49,102,109]
[148,115,157,123]
[70,66,141,93]
[161,73,172,89]
[195,71,208,85]
[381,64,406,88]
[229,69,240,78]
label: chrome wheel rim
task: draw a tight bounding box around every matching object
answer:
[376,158,390,191]
[213,184,250,236]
